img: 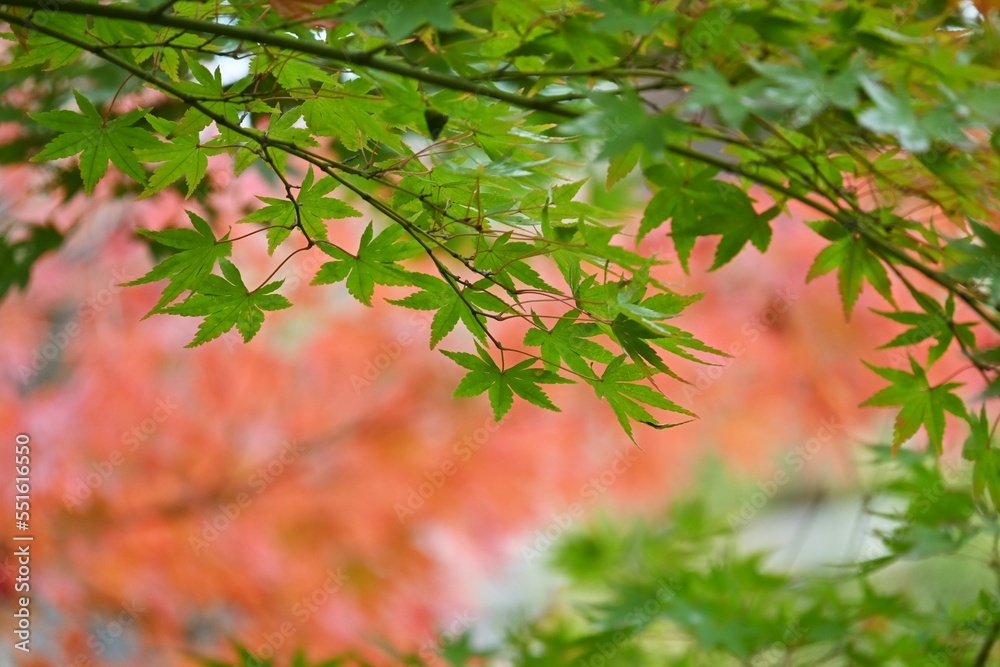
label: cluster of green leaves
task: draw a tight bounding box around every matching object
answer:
[2,0,1000,443]
[199,446,1000,666]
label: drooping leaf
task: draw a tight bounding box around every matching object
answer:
[442,345,573,421]
[240,168,362,249]
[589,356,695,440]
[125,211,232,315]
[311,222,422,306]
[30,91,159,194]
[164,259,291,347]
[860,357,967,454]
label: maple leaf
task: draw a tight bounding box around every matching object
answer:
[239,168,361,250]
[30,90,158,194]
[589,356,695,440]
[390,275,504,347]
[523,311,616,377]
[442,345,573,421]
[473,232,557,293]
[806,221,895,319]
[163,259,291,347]
[133,115,224,199]
[311,222,422,306]
[641,165,775,271]
[860,357,967,454]
[874,293,974,367]
[125,211,232,315]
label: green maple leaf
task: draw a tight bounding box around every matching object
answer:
[702,200,777,271]
[473,232,556,293]
[390,275,504,347]
[874,294,974,367]
[860,357,968,454]
[240,168,361,250]
[961,407,1000,514]
[650,323,728,364]
[523,311,616,377]
[134,116,222,199]
[680,67,766,129]
[301,80,405,152]
[608,315,680,379]
[311,222,422,306]
[0,14,84,71]
[170,54,250,144]
[30,91,158,194]
[945,219,1000,307]
[606,143,642,188]
[589,356,695,440]
[125,211,232,315]
[164,259,291,347]
[639,168,716,243]
[642,167,774,271]
[856,77,932,153]
[388,274,461,346]
[441,345,572,421]
[806,222,895,319]
[344,0,456,40]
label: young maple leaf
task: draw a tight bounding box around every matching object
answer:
[873,293,975,367]
[590,356,695,441]
[163,259,291,347]
[311,222,422,306]
[390,275,503,347]
[860,357,968,454]
[441,345,573,421]
[135,128,210,199]
[239,168,362,251]
[523,311,616,377]
[806,221,895,319]
[125,211,232,315]
[30,90,158,194]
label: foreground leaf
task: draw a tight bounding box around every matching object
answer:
[125,211,232,315]
[164,259,291,347]
[860,357,967,454]
[442,345,573,421]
